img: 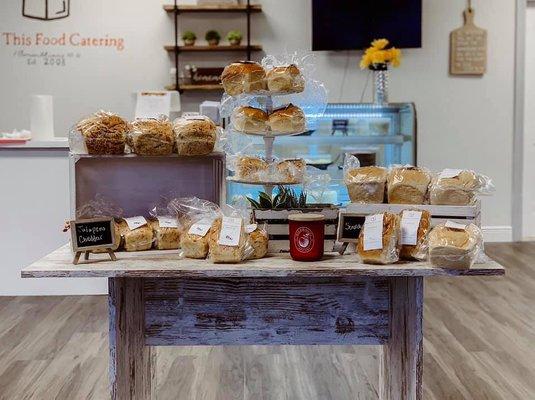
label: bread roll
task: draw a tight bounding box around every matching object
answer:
[266,64,305,93]
[247,226,268,259]
[428,223,482,269]
[232,106,268,134]
[430,170,480,205]
[275,159,306,183]
[173,116,217,156]
[387,167,431,204]
[148,219,181,250]
[268,104,306,134]
[399,210,431,261]
[357,212,400,264]
[221,61,267,96]
[129,119,174,156]
[75,111,129,155]
[117,219,153,252]
[236,156,269,182]
[180,223,210,259]
[345,166,387,203]
[208,217,247,263]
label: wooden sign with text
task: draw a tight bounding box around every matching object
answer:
[70,218,117,264]
[336,212,366,244]
[450,8,487,75]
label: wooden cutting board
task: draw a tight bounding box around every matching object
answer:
[450,8,487,75]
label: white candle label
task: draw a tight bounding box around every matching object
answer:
[245,224,258,234]
[445,220,467,230]
[439,169,464,179]
[218,217,242,247]
[400,210,422,245]
[157,216,178,228]
[124,216,147,230]
[363,213,384,251]
[188,217,213,237]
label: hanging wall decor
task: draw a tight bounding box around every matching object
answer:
[450,1,487,75]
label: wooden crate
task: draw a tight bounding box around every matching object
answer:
[253,207,339,253]
[345,200,481,227]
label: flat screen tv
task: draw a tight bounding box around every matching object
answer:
[312,0,422,51]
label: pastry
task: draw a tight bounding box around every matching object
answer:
[232,106,268,134]
[247,225,269,259]
[268,104,306,134]
[208,217,247,263]
[428,223,482,269]
[387,166,431,204]
[430,170,481,205]
[129,118,174,156]
[116,219,153,252]
[236,156,270,182]
[357,212,401,264]
[266,64,305,93]
[275,159,306,183]
[345,166,387,203]
[173,115,217,156]
[180,217,213,259]
[75,111,129,155]
[221,61,267,96]
[148,218,181,250]
[399,209,431,261]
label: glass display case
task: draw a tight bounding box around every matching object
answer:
[226,102,416,205]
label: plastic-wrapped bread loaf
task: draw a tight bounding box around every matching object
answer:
[428,222,483,269]
[356,212,401,264]
[148,218,181,250]
[387,166,431,204]
[180,216,213,259]
[266,64,305,93]
[345,166,387,204]
[236,156,270,182]
[116,218,153,252]
[173,115,217,156]
[267,104,306,134]
[221,61,267,96]
[208,217,248,263]
[246,224,269,260]
[73,111,130,155]
[430,169,493,206]
[399,209,431,261]
[129,118,174,156]
[275,159,306,183]
[232,106,268,134]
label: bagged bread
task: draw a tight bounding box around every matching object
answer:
[345,166,387,203]
[266,64,305,93]
[275,158,306,183]
[148,217,181,250]
[236,156,270,182]
[428,222,483,269]
[208,216,248,263]
[399,209,431,261]
[387,166,431,204]
[430,169,493,205]
[128,118,174,156]
[221,61,267,96]
[232,106,268,134]
[73,111,130,155]
[268,104,306,134]
[117,217,153,252]
[180,217,214,258]
[173,115,217,156]
[246,224,268,260]
[356,212,400,264]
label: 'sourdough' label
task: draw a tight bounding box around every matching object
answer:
[218,217,242,247]
[363,213,384,251]
[124,216,147,230]
[400,210,422,245]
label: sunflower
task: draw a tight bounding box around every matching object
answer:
[371,38,389,50]
[360,39,402,69]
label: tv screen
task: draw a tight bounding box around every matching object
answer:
[312,0,422,51]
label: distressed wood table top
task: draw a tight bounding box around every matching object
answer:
[22,244,504,279]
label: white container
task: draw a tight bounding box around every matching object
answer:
[30,95,54,140]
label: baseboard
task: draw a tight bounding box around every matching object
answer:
[482,225,513,242]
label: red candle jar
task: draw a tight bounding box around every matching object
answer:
[288,213,325,261]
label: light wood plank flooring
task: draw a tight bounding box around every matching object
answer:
[0,242,533,399]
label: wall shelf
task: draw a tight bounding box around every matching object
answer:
[164,44,263,52]
[163,4,262,13]
[165,83,223,92]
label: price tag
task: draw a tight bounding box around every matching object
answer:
[157,216,178,228]
[245,224,258,234]
[400,210,422,245]
[218,217,242,247]
[188,217,213,237]
[439,169,464,179]
[445,220,467,230]
[363,213,384,251]
[124,216,147,230]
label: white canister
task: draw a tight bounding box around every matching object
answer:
[30,95,54,140]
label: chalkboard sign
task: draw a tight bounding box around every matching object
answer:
[70,218,116,252]
[337,212,366,243]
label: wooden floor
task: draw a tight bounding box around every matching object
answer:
[0,242,533,399]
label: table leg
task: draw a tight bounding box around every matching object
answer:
[109,278,155,400]
[380,277,423,400]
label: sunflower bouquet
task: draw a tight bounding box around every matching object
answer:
[360,39,402,70]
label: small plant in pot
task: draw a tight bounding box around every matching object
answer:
[182,31,196,46]
[205,30,221,46]
[227,30,243,46]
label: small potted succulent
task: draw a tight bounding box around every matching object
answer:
[181,31,196,46]
[226,30,243,46]
[205,30,221,46]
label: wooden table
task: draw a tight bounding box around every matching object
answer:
[22,245,504,400]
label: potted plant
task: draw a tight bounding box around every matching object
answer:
[182,31,197,46]
[205,30,221,46]
[360,39,402,105]
[226,30,243,46]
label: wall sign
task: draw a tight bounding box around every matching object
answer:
[23,0,70,21]
[69,217,117,264]
[336,212,365,244]
[450,7,487,75]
